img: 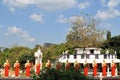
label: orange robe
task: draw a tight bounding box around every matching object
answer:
[93,63,98,76]
[46,63,51,69]
[25,63,31,77]
[84,64,89,76]
[111,63,116,76]
[14,63,20,77]
[65,63,70,71]
[56,63,61,70]
[4,63,10,77]
[36,63,40,75]
[74,63,80,71]
[102,64,107,76]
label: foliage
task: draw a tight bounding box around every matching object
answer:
[102,35,120,58]
[18,50,35,70]
[107,31,111,40]
[66,14,105,48]
[32,64,93,80]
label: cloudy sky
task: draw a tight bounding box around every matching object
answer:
[0,0,120,48]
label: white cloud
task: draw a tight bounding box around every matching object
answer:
[96,9,120,20]
[101,0,106,6]
[57,14,68,23]
[108,0,120,8]
[57,14,85,23]
[5,26,35,42]
[77,1,90,9]
[96,0,120,20]
[3,0,35,12]
[3,0,76,12]
[30,13,44,23]
[36,0,76,11]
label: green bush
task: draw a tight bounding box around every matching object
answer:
[32,64,93,80]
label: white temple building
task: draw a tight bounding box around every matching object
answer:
[58,48,120,77]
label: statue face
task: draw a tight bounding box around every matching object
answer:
[16,60,18,63]
[85,60,87,63]
[6,60,8,62]
[27,60,29,63]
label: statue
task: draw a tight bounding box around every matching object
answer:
[4,60,10,78]
[111,60,116,77]
[102,60,107,77]
[14,60,20,78]
[35,48,43,73]
[25,60,31,78]
[83,60,89,76]
[92,60,98,77]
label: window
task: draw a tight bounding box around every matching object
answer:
[90,50,94,54]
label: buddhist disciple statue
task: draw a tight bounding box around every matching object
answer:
[92,60,98,77]
[4,60,10,78]
[74,60,80,71]
[111,60,116,77]
[83,60,89,76]
[25,60,31,78]
[56,62,61,70]
[46,60,51,69]
[14,60,20,77]
[102,60,107,77]
[65,60,70,71]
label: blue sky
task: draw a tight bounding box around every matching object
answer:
[0,0,120,48]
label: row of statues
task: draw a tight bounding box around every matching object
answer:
[2,59,116,78]
[45,59,116,77]
[65,59,116,77]
[3,60,32,78]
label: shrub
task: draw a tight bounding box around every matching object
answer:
[32,64,93,80]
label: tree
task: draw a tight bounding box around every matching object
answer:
[66,15,105,48]
[107,31,111,40]
[18,49,34,70]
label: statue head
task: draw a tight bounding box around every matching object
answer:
[66,60,69,63]
[112,60,114,63]
[75,60,78,63]
[27,60,29,63]
[85,60,87,64]
[103,60,105,63]
[93,60,96,63]
[6,60,9,63]
[16,60,19,63]
[48,60,50,63]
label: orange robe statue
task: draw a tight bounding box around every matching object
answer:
[93,63,98,77]
[74,62,80,71]
[25,60,31,78]
[36,63,41,75]
[102,63,107,77]
[111,62,116,76]
[46,60,51,69]
[56,63,61,70]
[83,63,89,76]
[65,62,70,71]
[4,60,10,78]
[14,61,20,77]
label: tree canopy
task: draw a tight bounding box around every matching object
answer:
[66,15,105,48]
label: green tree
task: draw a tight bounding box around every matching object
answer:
[18,49,34,70]
[107,31,111,40]
[66,15,105,48]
